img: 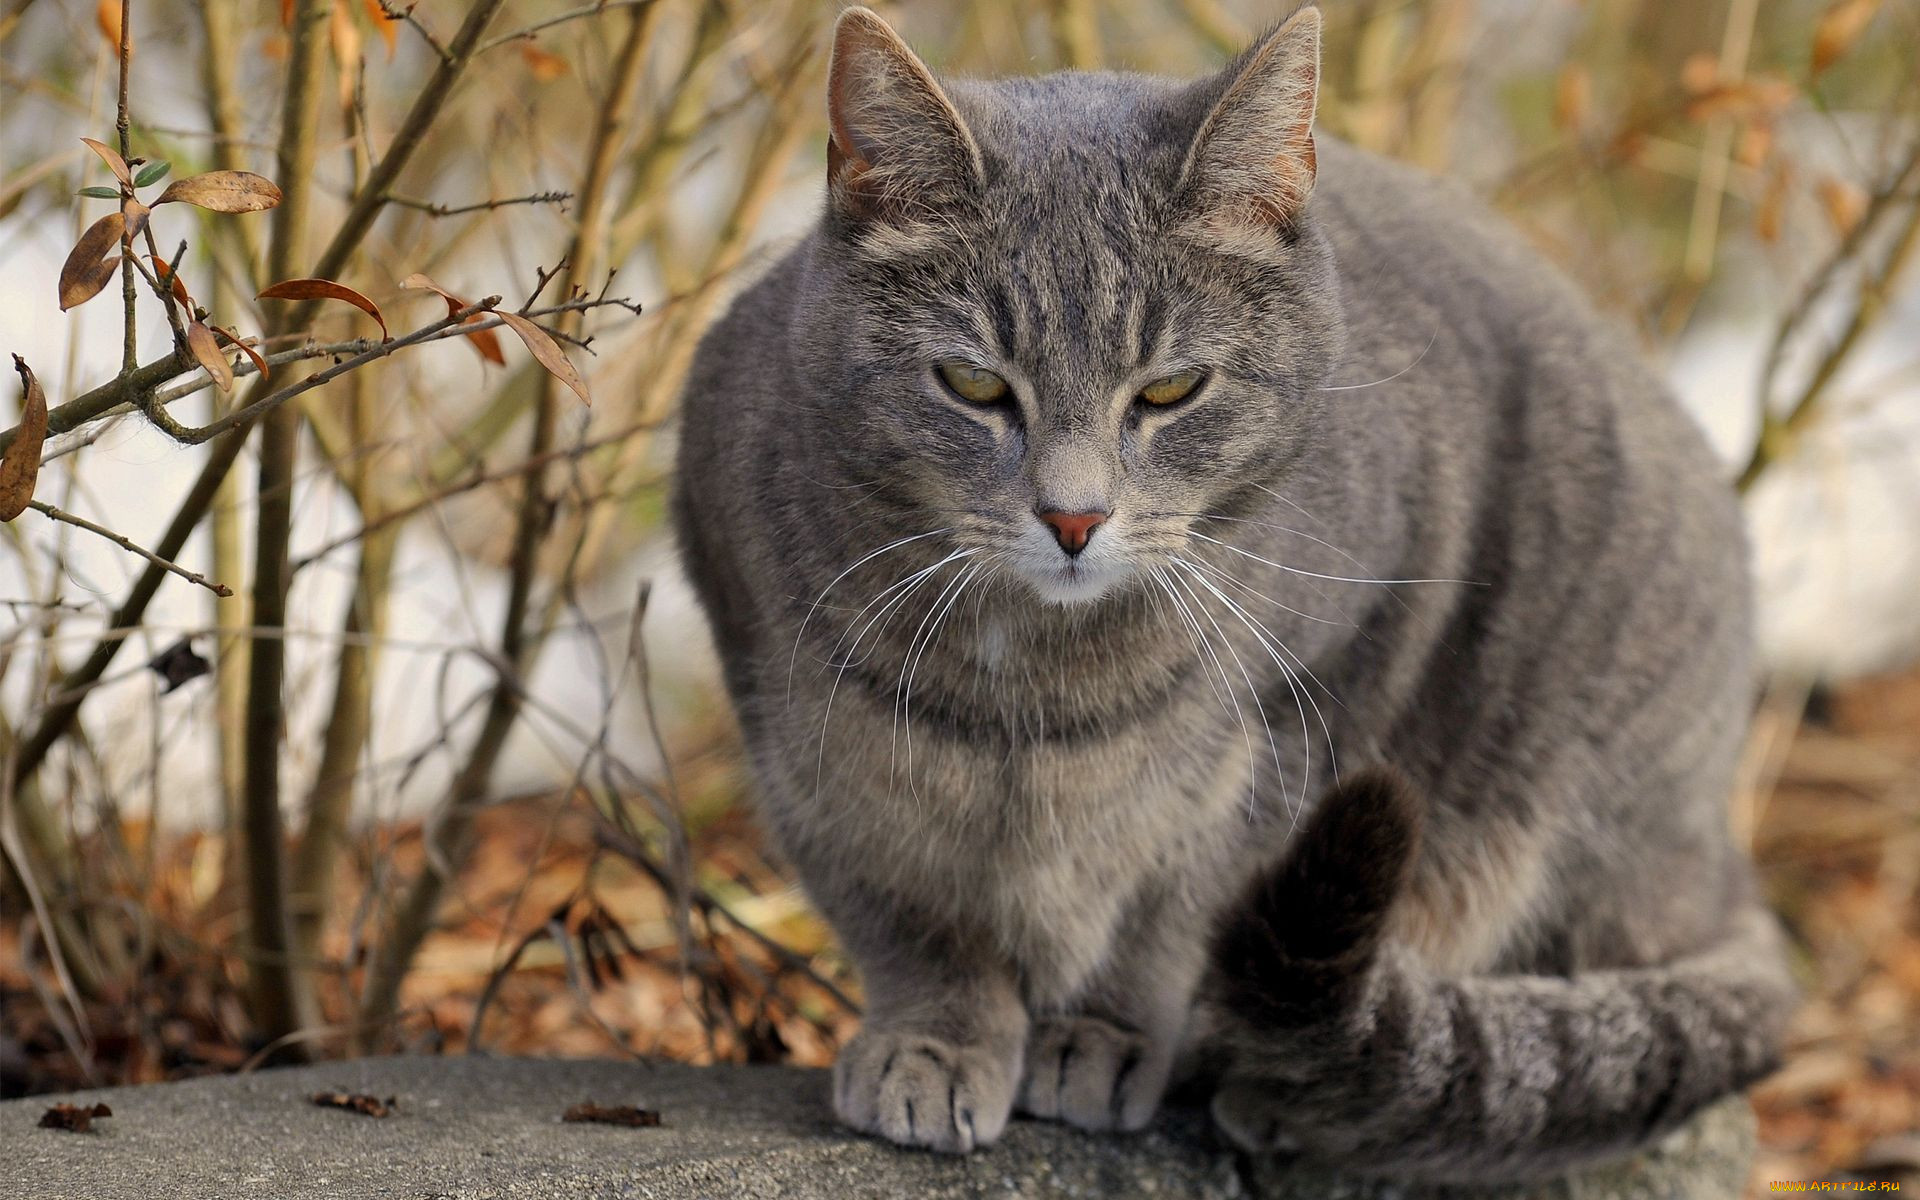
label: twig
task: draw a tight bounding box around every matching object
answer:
[26,501,232,597]
[1738,138,1920,490]
[375,0,450,64]
[476,0,661,53]
[386,190,571,217]
[7,0,511,803]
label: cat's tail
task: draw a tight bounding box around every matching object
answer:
[1208,769,1797,1183]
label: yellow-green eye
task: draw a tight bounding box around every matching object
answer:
[936,362,1011,405]
[1139,370,1205,407]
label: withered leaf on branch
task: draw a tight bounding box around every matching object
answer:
[1812,0,1883,77]
[363,0,400,57]
[148,639,212,693]
[79,137,132,186]
[94,0,126,56]
[121,197,151,242]
[155,171,284,214]
[149,256,191,307]
[257,277,389,340]
[500,312,591,407]
[59,212,125,310]
[213,326,269,381]
[562,1102,660,1128]
[401,273,504,365]
[38,1102,112,1133]
[401,273,589,403]
[186,322,235,393]
[311,1091,395,1118]
[2,356,48,522]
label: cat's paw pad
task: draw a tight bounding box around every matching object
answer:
[832,1028,1018,1153]
[1210,1079,1304,1155]
[1018,1015,1169,1132]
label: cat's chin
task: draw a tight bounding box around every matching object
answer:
[1023,562,1130,607]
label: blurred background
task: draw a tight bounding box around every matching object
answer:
[0,0,1916,1192]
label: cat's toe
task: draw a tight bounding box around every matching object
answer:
[833,1028,1018,1153]
[1019,1015,1169,1133]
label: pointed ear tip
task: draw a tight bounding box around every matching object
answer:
[834,6,894,40]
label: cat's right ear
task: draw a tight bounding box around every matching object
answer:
[826,8,983,229]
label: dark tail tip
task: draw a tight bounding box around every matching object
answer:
[1212,768,1425,1027]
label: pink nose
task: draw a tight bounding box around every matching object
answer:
[1037,509,1107,556]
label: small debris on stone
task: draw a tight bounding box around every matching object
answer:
[39,1102,112,1132]
[562,1102,660,1127]
[311,1091,395,1118]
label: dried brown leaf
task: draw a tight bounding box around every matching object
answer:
[311,1091,395,1118]
[363,0,399,56]
[1552,65,1590,133]
[212,326,269,381]
[59,212,126,311]
[501,312,590,406]
[94,0,127,56]
[121,197,150,242]
[257,277,388,339]
[522,44,569,82]
[154,170,283,213]
[186,321,235,393]
[1812,0,1882,77]
[150,256,192,307]
[1816,177,1868,237]
[2,356,48,522]
[330,0,362,115]
[38,1101,112,1133]
[80,137,132,187]
[562,1102,660,1128]
[401,273,504,365]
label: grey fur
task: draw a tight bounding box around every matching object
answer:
[670,3,1796,1179]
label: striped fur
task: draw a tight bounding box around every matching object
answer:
[670,4,1796,1176]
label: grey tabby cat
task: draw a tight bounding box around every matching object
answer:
[671,2,1797,1181]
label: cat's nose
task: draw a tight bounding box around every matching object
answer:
[1037,508,1108,556]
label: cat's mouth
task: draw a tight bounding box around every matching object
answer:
[1025,558,1130,606]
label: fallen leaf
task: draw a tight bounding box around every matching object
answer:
[59,212,126,311]
[2,357,48,522]
[401,273,504,365]
[257,278,388,339]
[311,1091,395,1118]
[1812,0,1883,76]
[562,1102,660,1128]
[148,639,211,692]
[186,322,234,393]
[154,171,283,213]
[212,326,269,381]
[38,1102,112,1132]
[500,312,590,406]
[80,137,132,187]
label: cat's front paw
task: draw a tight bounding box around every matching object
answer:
[1018,1015,1170,1132]
[832,1027,1020,1153]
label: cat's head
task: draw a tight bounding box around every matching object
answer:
[792,6,1343,606]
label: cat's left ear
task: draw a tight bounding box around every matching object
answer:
[1177,5,1321,236]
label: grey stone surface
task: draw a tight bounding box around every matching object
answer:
[1,1056,1754,1199]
